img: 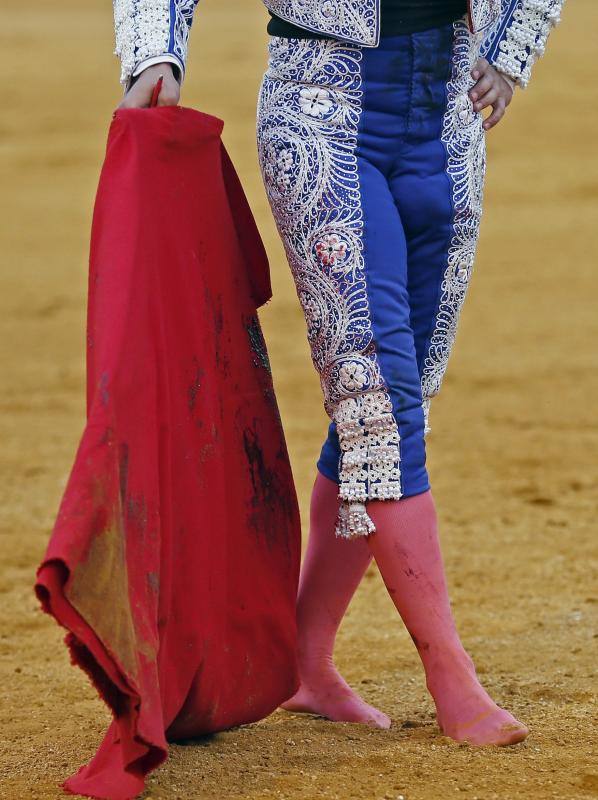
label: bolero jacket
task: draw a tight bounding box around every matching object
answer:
[113,0,564,90]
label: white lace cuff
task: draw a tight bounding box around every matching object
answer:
[495,69,516,91]
[130,53,184,82]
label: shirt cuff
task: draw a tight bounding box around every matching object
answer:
[495,68,517,92]
[128,54,184,86]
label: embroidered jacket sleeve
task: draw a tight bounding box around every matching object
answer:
[113,0,200,86]
[480,0,565,89]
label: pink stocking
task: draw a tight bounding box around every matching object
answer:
[367,490,528,745]
[281,472,391,728]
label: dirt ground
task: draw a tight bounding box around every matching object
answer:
[1,1,597,799]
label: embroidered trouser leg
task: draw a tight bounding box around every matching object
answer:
[257,19,486,538]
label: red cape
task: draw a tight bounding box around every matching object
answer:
[34,106,301,800]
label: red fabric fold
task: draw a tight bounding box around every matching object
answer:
[34,106,301,800]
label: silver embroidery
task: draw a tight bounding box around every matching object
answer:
[113,1,561,91]
[420,19,487,425]
[469,0,502,33]
[256,37,402,538]
[335,391,402,500]
[263,0,380,47]
[492,0,564,87]
[172,0,198,67]
[422,397,431,436]
[262,0,504,45]
[113,0,198,85]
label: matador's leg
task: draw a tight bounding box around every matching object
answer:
[257,34,425,726]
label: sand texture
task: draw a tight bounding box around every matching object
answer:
[1,1,596,798]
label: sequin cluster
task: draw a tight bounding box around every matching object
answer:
[491,0,565,88]
[113,0,198,85]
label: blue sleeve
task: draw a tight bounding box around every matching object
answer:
[113,0,201,86]
[479,0,565,88]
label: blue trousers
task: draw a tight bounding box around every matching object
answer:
[257,18,486,538]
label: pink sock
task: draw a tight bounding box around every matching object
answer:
[367,490,528,745]
[281,472,391,728]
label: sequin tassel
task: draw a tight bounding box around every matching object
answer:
[333,390,403,539]
[335,501,376,539]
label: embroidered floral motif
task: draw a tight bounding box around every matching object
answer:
[263,0,380,47]
[299,87,333,117]
[322,0,337,18]
[339,361,367,391]
[315,234,348,266]
[419,19,486,430]
[257,37,402,538]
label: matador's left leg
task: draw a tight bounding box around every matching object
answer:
[364,17,528,745]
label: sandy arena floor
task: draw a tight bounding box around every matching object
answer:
[1,1,597,798]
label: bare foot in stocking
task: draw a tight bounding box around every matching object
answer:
[281,472,391,729]
[281,655,391,728]
[424,647,528,745]
[367,491,528,746]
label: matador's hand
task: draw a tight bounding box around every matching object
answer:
[118,63,181,109]
[469,57,515,131]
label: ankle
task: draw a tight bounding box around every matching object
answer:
[296,646,336,678]
[422,643,477,690]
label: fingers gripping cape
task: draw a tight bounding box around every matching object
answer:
[34,107,301,800]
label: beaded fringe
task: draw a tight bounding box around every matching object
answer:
[333,390,402,539]
[335,501,376,540]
